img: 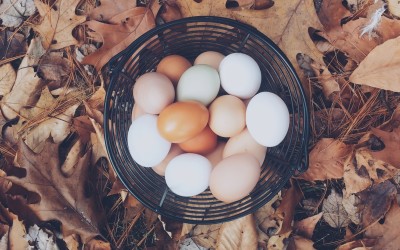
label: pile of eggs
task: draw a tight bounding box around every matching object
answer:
[128,51,290,203]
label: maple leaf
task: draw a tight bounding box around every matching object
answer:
[31,0,86,50]
[6,138,106,244]
[176,0,325,90]
[322,189,350,228]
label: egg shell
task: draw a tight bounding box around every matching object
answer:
[133,72,175,114]
[246,92,290,147]
[209,95,246,137]
[219,53,261,99]
[177,65,220,106]
[157,101,209,143]
[152,144,183,176]
[210,153,261,203]
[194,51,225,70]
[131,104,147,121]
[178,126,217,154]
[127,114,171,167]
[205,142,226,168]
[156,55,192,85]
[223,128,267,165]
[165,153,212,197]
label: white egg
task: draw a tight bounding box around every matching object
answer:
[246,92,290,147]
[127,114,171,167]
[165,153,212,197]
[219,53,261,99]
[177,65,220,106]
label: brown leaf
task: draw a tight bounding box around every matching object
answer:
[89,0,137,21]
[365,202,400,249]
[73,115,95,144]
[191,223,222,248]
[0,63,16,97]
[6,139,105,244]
[337,239,376,250]
[0,31,27,63]
[82,7,156,71]
[358,181,397,226]
[267,230,291,250]
[342,192,361,225]
[123,194,144,223]
[318,0,351,30]
[388,0,400,17]
[9,214,29,249]
[61,139,84,177]
[1,37,44,120]
[225,0,274,10]
[158,1,183,23]
[176,0,325,91]
[350,36,400,92]
[216,214,258,250]
[369,127,400,167]
[289,235,316,250]
[343,151,372,195]
[311,63,340,100]
[37,52,71,82]
[85,238,111,250]
[299,138,351,181]
[322,189,350,228]
[254,194,281,246]
[294,212,323,239]
[32,0,86,50]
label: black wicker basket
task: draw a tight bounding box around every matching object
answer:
[104,16,309,224]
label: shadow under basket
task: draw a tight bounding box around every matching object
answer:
[104,16,309,224]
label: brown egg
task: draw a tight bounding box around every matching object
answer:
[178,126,217,154]
[205,142,226,168]
[210,153,260,203]
[194,51,225,70]
[209,95,246,137]
[157,101,209,143]
[156,55,192,85]
[152,144,183,176]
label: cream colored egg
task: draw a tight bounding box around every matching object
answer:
[194,51,225,70]
[223,129,267,165]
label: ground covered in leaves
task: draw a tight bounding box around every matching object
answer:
[1,0,400,249]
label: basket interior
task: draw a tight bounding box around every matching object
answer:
[104,17,309,224]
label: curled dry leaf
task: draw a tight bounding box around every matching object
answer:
[350,36,400,92]
[365,202,400,249]
[1,37,44,120]
[0,0,36,28]
[0,31,27,62]
[82,7,156,71]
[387,0,400,18]
[6,139,106,244]
[322,189,350,228]
[294,212,323,239]
[311,63,340,100]
[157,1,183,23]
[61,139,84,177]
[0,63,16,97]
[299,138,351,181]
[89,0,137,22]
[32,0,86,50]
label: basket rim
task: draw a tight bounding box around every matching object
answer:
[104,16,310,224]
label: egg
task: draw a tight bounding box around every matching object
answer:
[223,128,267,165]
[194,51,225,70]
[131,104,147,121]
[178,126,217,154]
[157,101,209,143]
[210,153,261,203]
[177,65,221,106]
[219,53,261,99]
[205,142,226,168]
[152,144,183,176]
[133,72,175,114]
[156,55,192,85]
[127,114,171,167]
[209,95,246,137]
[246,92,290,147]
[165,153,212,197]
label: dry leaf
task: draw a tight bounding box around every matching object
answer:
[37,52,71,82]
[365,202,400,249]
[9,214,29,249]
[267,230,291,250]
[82,7,156,71]
[0,0,36,27]
[299,138,351,181]
[89,0,137,21]
[6,139,105,244]
[254,194,281,246]
[61,139,84,177]
[0,232,8,249]
[64,234,80,250]
[32,0,86,50]
[337,239,376,250]
[216,214,258,250]
[350,36,400,92]
[388,0,400,17]
[342,192,361,225]
[0,63,16,97]
[25,224,58,249]
[358,181,397,226]
[290,235,316,250]
[1,37,44,120]
[73,116,95,144]
[343,152,372,195]
[158,1,183,23]
[0,31,27,63]
[176,0,325,90]
[311,63,340,100]
[225,0,274,10]
[369,127,400,167]
[294,212,323,239]
[274,183,302,235]
[322,190,350,228]
[191,223,222,249]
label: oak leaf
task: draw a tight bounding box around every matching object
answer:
[299,138,351,181]
[89,0,137,22]
[82,7,156,71]
[0,63,16,97]
[176,0,325,89]
[31,0,86,50]
[6,139,106,244]
[294,212,323,239]
[322,190,350,228]
[0,0,36,28]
